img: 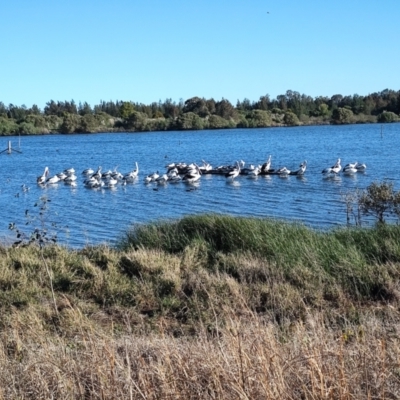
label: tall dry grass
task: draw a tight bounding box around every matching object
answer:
[1,307,399,399]
[0,215,400,398]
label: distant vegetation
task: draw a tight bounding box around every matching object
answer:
[0,88,399,135]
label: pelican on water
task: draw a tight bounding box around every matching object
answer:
[145,171,159,183]
[291,160,307,176]
[225,161,241,180]
[46,173,60,184]
[276,166,291,177]
[183,164,201,183]
[322,158,341,176]
[261,155,272,173]
[356,162,367,172]
[124,162,139,183]
[342,162,358,175]
[37,167,49,185]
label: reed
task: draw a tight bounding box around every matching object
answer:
[1,215,400,398]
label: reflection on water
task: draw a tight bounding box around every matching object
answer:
[0,123,399,248]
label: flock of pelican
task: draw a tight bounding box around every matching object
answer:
[36,156,367,189]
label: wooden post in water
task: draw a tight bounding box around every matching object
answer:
[381,124,383,138]
[0,141,22,154]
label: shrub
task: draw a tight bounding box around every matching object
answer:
[377,111,399,123]
[358,181,400,224]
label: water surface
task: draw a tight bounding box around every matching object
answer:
[1,123,398,248]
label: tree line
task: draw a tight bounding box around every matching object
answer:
[0,89,399,135]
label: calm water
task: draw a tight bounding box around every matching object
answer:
[0,123,399,248]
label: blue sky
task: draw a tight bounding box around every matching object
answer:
[1,0,399,109]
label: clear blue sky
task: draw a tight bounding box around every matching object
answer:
[1,0,399,109]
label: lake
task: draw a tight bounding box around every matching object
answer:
[0,123,399,248]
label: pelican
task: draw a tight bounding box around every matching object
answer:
[84,176,103,188]
[91,166,102,181]
[105,176,118,187]
[101,169,113,180]
[199,160,212,173]
[225,161,241,180]
[291,160,307,176]
[167,167,179,178]
[57,172,67,181]
[247,165,261,178]
[144,171,159,183]
[168,174,182,183]
[183,165,201,183]
[156,174,169,184]
[82,168,94,176]
[343,162,357,175]
[125,162,139,180]
[46,174,60,184]
[276,166,291,176]
[64,167,75,175]
[37,167,49,185]
[322,158,341,175]
[111,166,123,181]
[261,155,272,173]
[64,174,77,183]
[356,162,367,172]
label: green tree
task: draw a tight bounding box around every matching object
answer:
[215,99,238,120]
[80,114,98,132]
[44,115,63,132]
[207,115,231,129]
[125,111,147,130]
[59,113,81,133]
[175,112,204,130]
[119,102,135,119]
[283,111,300,126]
[377,111,399,123]
[332,107,353,124]
[0,117,18,135]
[246,110,272,127]
[359,181,400,224]
[182,97,210,117]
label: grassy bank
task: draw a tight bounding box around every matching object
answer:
[1,215,400,398]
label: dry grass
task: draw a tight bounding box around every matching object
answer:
[1,216,400,398]
[0,307,399,399]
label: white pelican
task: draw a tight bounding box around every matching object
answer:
[261,155,272,173]
[322,158,341,175]
[101,169,112,179]
[84,177,103,188]
[183,165,201,183]
[64,174,77,183]
[225,161,241,180]
[57,172,68,181]
[247,165,261,178]
[156,174,169,184]
[64,167,75,175]
[105,176,118,187]
[144,171,159,183]
[46,174,60,184]
[199,160,212,173]
[37,167,49,185]
[82,168,94,176]
[343,162,357,175]
[168,174,182,183]
[91,166,102,181]
[356,162,367,172]
[276,166,291,176]
[292,160,307,176]
[125,162,139,180]
[167,167,179,178]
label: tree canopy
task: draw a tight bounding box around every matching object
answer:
[0,88,399,135]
